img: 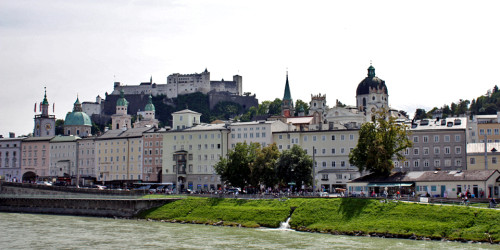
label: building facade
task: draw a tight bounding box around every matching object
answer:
[228,120,288,149]
[400,117,467,172]
[49,136,79,183]
[77,137,97,186]
[467,142,500,171]
[273,129,361,192]
[142,129,164,182]
[21,136,53,182]
[95,127,153,186]
[0,137,23,182]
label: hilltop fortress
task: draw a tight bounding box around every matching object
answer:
[111,68,242,98]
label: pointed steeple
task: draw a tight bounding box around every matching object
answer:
[42,87,49,105]
[150,75,152,84]
[73,96,82,112]
[283,71,292,101]
[145,94,155,111]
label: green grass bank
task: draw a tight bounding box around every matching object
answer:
[138,197,500,243]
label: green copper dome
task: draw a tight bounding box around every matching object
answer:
[144,95,155,111]
[64,111,91,126]
[116,89,129,107]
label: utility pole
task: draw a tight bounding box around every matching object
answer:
[312,146,316,195]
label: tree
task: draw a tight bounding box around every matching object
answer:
[55,119,65,135]
[268,98,282,116]
[413,109,428,120]
[349,110,413,176]
[250,143,280,188]
[294,99,309,116]
[214,142,259,189]
[276,145,313,187]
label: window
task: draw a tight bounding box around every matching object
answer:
[341,135,345,140]
[331,148,336,154]
[404,161,409,167]
[322,161,326,167]
[488,129,492,135]
[434,147,440,154]
[423,147,429,155]
[455,159,462,166]
[331,135,336,140]
[493,157,497,164]
[444,147,450,154]
[444,135,450,142]
[413,148,419,155]
[341,148,345,154]
[341,161,345,167]
[322,174,329,180]
[423,136,428,143]
[331,161,336,167]
[322,135,326,141]
[434,135,439,142]
[414,160,419,167]
[424,160,429,167]
[313,136,317,141]
[444,159,451,166]
[455,146,461,154]
[480,129,485,135]
[455,135,461,142]
[304,136,308,142]
[413,136,418,143]
[495,129,499,135]
[349,134,354,140]
[431,186,437,192]
[434,160,440,167]
[322,148,326,154]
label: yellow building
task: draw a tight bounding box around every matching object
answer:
[467,142,500,171]
[95,127,153,186]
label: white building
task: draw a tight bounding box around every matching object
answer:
[49,136,79,182]
[0,136,24,182]
[228,120,289,149]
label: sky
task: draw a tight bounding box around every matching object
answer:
[1,0,500,137]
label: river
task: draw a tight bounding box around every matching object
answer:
[0,212,497,249]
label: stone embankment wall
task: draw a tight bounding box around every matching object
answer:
[0,182,147,196]
[0,197,176,217]
[0,181,176,217]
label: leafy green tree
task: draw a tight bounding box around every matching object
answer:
[276,145,313,187]
[294,99,309,116]
[55,119,65,135]
[250,143,280,187]
[413,109,428,120]
[268,98,282,116]
[214,142,259,189]
[349,110,413,176]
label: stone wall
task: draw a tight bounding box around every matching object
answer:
[0,197,177,217]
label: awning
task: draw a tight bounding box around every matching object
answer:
[367,182,413,187]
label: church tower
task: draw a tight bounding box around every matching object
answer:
[111,90,131,130]
[34,87,56,137]
[134,95,159,128]
[281,72,294,117]
[356,64,389,118]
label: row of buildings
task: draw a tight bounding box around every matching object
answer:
[1,65,500,196]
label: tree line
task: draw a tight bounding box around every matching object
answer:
[214,142,313,191]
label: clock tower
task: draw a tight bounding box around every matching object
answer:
[34,87,56,137]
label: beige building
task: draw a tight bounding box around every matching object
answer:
[78,137,97,186]
[228,120,288,149]
[273,129,361,192]
[95,127,153,186]
[21,136,53,181]
[49,135,79,182]
[162,109,228,192]
[467,112,500,143]
[467,142,500,171]
[142,129,165,182]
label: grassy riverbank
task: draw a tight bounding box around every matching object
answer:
[138,197,500,243]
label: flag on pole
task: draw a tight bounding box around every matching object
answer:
[53,103,55,113]
[34,103,36,113]
[39,102,42,112]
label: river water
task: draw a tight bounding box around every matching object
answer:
[0,212,497,249]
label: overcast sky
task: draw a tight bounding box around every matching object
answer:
[1,0,500,137]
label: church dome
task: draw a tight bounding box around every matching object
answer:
[116,89,129,107]
[64,111,91,126]
[356,65,388,96]
[144,95,155,111]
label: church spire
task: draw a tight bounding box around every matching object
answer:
[283,71,292,101]
[281,70,294,117]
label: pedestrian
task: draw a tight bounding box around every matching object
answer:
[490,198,497,208]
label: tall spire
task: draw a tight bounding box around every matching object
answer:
[42,87,49,105]
[283,71,292,101]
